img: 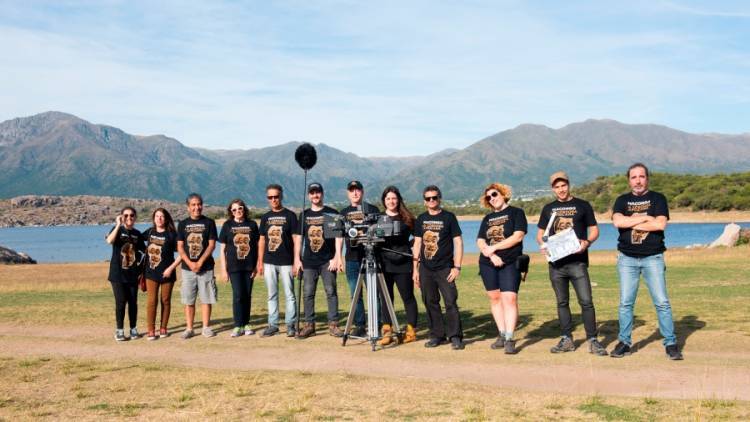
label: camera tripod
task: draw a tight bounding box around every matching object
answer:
[341,239,407,351]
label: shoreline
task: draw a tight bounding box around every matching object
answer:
[458,210,750,223]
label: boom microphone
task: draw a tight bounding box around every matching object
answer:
[294,142,317,170]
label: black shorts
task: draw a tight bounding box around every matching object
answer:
[479,262,521,293]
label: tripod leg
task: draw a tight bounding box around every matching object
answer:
[378,271,402,339]
[342,271,365,345]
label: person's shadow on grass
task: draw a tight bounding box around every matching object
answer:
[632,314,706,351]
[461,311,532,345]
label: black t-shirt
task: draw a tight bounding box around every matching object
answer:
[379,214,413,274]
[537,198,597,266]
[219,219,260,273]
[477,206,527,266]
[177,216,218,271]
[107,226,145,284]
[414,210,462,271]
[143,228,178,283]
[613,191,669,257]
[259,208,298,266]
[300,206,339,269]
[340,202,381,262]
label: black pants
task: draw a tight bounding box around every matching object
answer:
[110,281,138,330]
[302,264,339,323]
[420,267,462,340]
[380,271,418,327]
[230,271,254,328]
[549,262,598,338]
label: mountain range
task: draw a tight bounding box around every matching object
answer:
[1,111,749,205]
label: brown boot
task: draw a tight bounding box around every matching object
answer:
[328,321,343,337]
[403,324,417,343]
[296,322,316,339]
[377,324,393,346]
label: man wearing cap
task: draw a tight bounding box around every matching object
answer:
[339,180,380,337]
[295,182,344,339]
[536,171,607,356]
[610,163,682,360]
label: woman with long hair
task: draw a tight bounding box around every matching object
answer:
[219,198,260,337]
[143,208,181,340]
[476,183,527,354]
[105,206,146,341]
[378,186,418,345]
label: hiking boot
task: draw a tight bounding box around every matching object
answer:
[588,338,608,356]
[424,337,447,348]
[261,326,279,337]
[114,329,127,342]
[665,344,683,361]
[243,325,255,336]
[403,324,417,343]
[159,328,169,338]
[180,329,194,340]
[377,324,393,346]
[146,331,157,341]
[328,321,344,338]
[296,322,316,339]
[550,336,575,353]
[202,327,216,338]
[490,336,505,350]
[230,327,243,338]
[286,326,297,338]
[351,325,367,338]
[610,341,631,358]
[450,336,465,350]
[129,327,141,340]
[504,339,518,354]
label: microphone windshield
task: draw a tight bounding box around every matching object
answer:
[294,143,317,170]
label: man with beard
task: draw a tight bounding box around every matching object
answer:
[295,183,344,338]
[610,163,682,360]
[338,180,379,337]
[536,171,607,356]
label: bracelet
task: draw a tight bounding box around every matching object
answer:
[453,266,461,271]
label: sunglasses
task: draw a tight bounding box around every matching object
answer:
[308,190,322,195]
[231,206,244,212]
[423,195,440,202]
[267,195,280,200]
[485,191,500,201]
[123,213,135,218]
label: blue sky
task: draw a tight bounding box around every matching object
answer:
[1,1,749,156]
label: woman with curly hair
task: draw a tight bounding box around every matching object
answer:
[143,208,181,340]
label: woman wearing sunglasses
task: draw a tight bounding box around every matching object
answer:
[476,183,528,354]
[219,198,260,337]
[105,206,146,341]
[142,208,181,340]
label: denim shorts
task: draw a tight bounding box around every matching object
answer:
[180,269,217,305]
[479,262,520,293]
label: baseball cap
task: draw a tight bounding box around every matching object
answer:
[347,180,363,190]
[549,171,569,186]
[307,182,323,193]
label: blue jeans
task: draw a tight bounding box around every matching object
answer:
[263,264,296,328]
[616,253,676,346]
[345,260,366,327]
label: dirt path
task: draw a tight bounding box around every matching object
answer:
[1,324,748,401]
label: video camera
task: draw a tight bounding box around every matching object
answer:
[323,212,403,246]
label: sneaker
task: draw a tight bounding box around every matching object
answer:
[490,336,505,350]
[504,339,518,355]
[351,325,367,338]
[450,337,465,350]
[261,326,279,337]
[610,341,631,358]
[328,321,344,338]
[146,331,157,341]
[286,326,297,338]
[202,327,216,338]
[665,344,683,361]
[588,339,608,356]
[550,336,575,353]
[243,325,255,336]
[296,322,316,339]
[230,327,243,338]
[180,329,194,340]
[114,329,127,342]
[424,337,447,348]
[159,328,169,338]
[129,327,140,340]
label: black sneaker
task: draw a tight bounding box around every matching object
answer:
[490,336,505,350]
[450,337,465,350]
[261,326,279,337]
[610,341,631,358]
[424,337,447,348]
[665,344,683,361]
[588,339,608,356]
[550,336,575,353]
[351,325,367,338]
[504,339,518,354]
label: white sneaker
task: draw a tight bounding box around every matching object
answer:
[202,327,216,338]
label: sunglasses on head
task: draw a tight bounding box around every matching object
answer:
[267,195,280,200]
[424,195,440,202]
[485,191,500,201]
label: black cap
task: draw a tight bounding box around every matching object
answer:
[307,182,323,193]
[347,180,363,190]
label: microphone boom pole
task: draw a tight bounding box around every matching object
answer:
[294,143,317,334]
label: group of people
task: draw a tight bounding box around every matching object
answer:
[105,162,683,360]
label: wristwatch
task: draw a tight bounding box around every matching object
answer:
[453,266,461,271]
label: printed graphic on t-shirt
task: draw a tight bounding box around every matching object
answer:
[121,242,135,269]
[550,205,576,233]
[423,230,439,259]
[554,217,573,232]
[233,232,251,260]
[147,243,162,269]
[308,225,324,252]
[266,217,287,252]
[186,232,203,259]
[486,215,509,245]
[347,210,365,223]
[626,199,652,245]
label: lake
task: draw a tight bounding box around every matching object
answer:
[1,221,747,263]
